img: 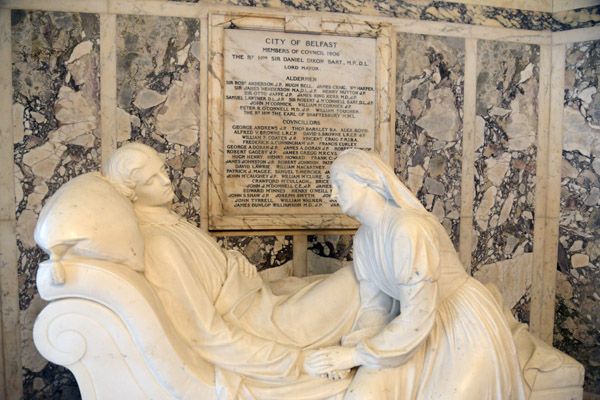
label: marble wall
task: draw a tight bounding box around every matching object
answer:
[1,0,599,398]
[472,40,539,323]
[556,39,600,395]
[116,14,203,225]
[395,33,464,248]
[11,10,102,399]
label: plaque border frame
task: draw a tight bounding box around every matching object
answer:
[208,12,394,230]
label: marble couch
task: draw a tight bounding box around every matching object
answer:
[33,172,584,399]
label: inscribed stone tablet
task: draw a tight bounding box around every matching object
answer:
[223,29,376,214]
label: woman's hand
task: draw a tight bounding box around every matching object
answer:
[305,346,359,375]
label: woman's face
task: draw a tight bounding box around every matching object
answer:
[133,153,175,207]
[330,170,367,217]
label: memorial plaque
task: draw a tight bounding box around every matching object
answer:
[222,29,377,214]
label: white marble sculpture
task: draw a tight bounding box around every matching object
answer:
[33,144,584,400]
[304,149,529,399]
[35,143,359,399]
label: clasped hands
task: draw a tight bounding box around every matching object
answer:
[303,346,359,381]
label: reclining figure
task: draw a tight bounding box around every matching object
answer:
[35,143,359,400]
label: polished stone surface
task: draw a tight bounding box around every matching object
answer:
[307,234,353,275]
[472,39,540,324]
[116,14,203,225]
[222,235,293,271]
[395,33,464,248]
[556,39,600,395]
[172,0,553,31]
[553,5,600,31]
[11,10,100,399]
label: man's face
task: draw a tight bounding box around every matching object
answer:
[133,153,175,207]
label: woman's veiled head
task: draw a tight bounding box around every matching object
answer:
[330,149,427,213]
[330,150,387,199]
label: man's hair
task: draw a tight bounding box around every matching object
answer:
[103,142,159,201]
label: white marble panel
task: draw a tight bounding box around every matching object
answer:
[460,37,477,271]
[100,13,117,165]
[530,44,551,337]
[552,26,600,45]
[108,0,200,18]
[209,13,392,230]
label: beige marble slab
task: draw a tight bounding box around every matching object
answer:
[285,15,322,33]
[0,0,108,13]
[530,44,551,337]
[208,13,226,229]
[0,219,22,400]
[199,15,209,231]
[108,0,199,17]
[552,26,600,44]
[532,44,566,344]
[100,13,117,166]
[553,0,600,12]
[459,38,477,272]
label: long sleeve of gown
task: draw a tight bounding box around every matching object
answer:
[341,278,397,347]
[143,232,301,382]
[354,218,441,369]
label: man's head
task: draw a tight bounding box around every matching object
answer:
[103,143,174,207]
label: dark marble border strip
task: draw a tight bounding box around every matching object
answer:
[553,5,600,31]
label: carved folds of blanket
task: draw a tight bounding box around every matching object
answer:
[33,172,584,400]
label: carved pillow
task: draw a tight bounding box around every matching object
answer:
[34,172,145,272]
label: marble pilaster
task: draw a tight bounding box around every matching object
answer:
[459,37,477,271]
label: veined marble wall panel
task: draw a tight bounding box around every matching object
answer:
[553,5,600,31]
[223,235,293,271]
[116,14,203,225]
[472,39,539,323]
[307,235,354,275]
[170,0,552,31]
[556,39,600,394]
[395,33,464,248]
[12,9,100,399]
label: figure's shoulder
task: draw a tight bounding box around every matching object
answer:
[140,225,181,252]
[385,207,437,241]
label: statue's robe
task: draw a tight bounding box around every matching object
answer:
[138,207,359,400]
[343,202,526,400]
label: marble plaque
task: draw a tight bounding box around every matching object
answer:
[222,29,376,215]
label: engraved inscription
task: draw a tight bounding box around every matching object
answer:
[223,30,376,214]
